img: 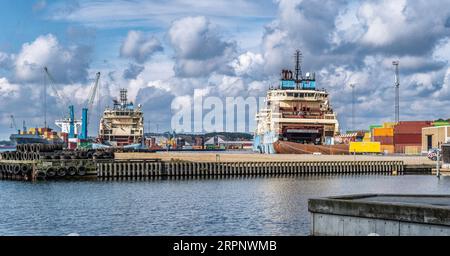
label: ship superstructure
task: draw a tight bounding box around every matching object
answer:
[254,50,346,154]
[98,89,144,147]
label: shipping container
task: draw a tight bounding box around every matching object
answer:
[383,122,396,128]
[394,121,432,134]
[405,145,421,155]
[349,142,381,153]
[394,143,421,153]
[433,121,450,127]
[393,133,421,144]
[373,127,394,137]
[380,145,394,154]
[373,136,394,145]
[369,125,382,133]
[68,142,77,150]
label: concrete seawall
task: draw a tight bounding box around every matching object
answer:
[96,160,405,178]
[309,194,450,236]
[1,153,435,181]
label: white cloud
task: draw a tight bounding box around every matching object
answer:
[209,74,245,97]
[0,52,12,69]
[123,63,145,80]
[14,34,91,83]
[0,77,19,98]
[433,37,450,63]
[231,51,265,78]
[120,31,163,63]
[168,16,237,77]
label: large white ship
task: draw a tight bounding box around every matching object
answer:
[253,50,348,154]
[98,89,144,147]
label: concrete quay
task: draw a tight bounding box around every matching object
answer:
[115,152,434,165]
[96,159,405,178]
[309,194,450,236]
[1,152,436,181]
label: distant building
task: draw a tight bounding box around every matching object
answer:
[422,126,450,152]
[205,135,252,150]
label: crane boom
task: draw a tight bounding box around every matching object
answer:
[9,115,17,130]
[44,67,71,107]
[44,67,76,138]
[79,72,101,140]
[87,72,101,108]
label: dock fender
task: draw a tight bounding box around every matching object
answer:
[20,165,31,175]
[13,164,21,175]
[57,167,67,177]
[77,166,86,176]
[68,166,77,176]
[46,167,56,177]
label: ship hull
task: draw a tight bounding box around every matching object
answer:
[10,135,50,145]
[10,134,64,145]
[253,134,349,155]
[273,141,349,155]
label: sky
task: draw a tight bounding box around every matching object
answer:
[1,0,450,139]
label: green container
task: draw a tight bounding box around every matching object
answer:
[78,142,93,149]
[433,121,450,127]
[369,124,382,131]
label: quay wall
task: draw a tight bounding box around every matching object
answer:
[96,160,405,179]
[1,153,436,181]
[309,194,450,236]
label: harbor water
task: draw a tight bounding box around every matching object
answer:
[1,174,450,236]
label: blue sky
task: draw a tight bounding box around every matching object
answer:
[1,0,450,139]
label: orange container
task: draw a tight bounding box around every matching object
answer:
[380,145,394,154]
[373,128,394,137]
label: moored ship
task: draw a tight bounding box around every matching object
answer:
[10,127,65,145]
[98,89,144,147]
[253,50,348,154]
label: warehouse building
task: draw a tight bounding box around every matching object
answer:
[422,126,450,153]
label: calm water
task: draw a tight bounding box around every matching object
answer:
[1,175,450,236]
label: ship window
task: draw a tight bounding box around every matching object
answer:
[300,93,304,97]
[287,93,294,97]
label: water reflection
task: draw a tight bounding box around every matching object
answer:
[0,175,450,236]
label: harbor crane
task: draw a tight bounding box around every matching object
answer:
[9,115,17,130]
[44,67,76,139]
[79,72,101,140]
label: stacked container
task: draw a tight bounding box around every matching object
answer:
[363,132,371,142]
[369,124,382,134]
[373,127,394,154]
[432,121,450,127]
[394,121,432,154]
[383,122,396,128]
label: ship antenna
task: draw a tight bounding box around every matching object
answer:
[295,50,303,86]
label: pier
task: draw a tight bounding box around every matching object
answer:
[96,159,405,178]
[0,150,436,181]
[309,194,450,236]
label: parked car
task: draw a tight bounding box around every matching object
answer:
[427,148,441,161]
